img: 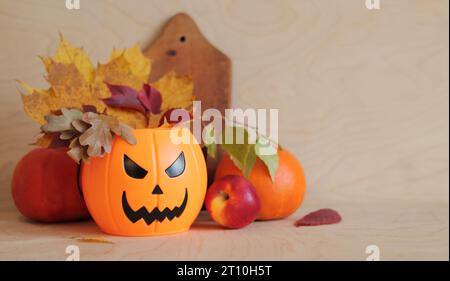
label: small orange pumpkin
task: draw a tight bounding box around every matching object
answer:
[215,148,306,220]
[81,128,207,236]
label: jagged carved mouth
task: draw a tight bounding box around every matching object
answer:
[121,188,188,225]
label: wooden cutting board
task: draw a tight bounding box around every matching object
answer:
[144,13,231,183]
[144,13,231,114]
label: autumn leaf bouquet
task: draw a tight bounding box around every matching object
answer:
[18,35,194,162]
[12,35,195,223]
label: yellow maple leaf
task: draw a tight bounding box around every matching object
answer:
[93,47,152,128]
[105,108,147,129]
[110,44,151,81]
[94,54,144,92]
[153,71,194,111]
[32,133,56,148]
[148,71,194,127]
[19,37,152,127]
[19,62,104,124]
[21,89,57,124]
[41,34,94,83]
[18,35,194,135]
[47,63,92,104]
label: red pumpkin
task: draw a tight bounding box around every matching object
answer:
[11,148,89,222]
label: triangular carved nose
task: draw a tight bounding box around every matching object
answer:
[152,184,163,195]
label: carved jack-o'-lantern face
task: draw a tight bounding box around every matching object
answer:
[81,128,207,236]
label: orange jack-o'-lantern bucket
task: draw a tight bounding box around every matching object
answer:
[81,128,207,236]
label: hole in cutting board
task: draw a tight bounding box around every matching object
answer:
[179,35,186,43]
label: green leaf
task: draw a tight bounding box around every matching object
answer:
[203,123,217,159]
[255,136,279,182]
[206,143,217,159]
[221,126,257,177]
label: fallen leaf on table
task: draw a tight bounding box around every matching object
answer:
[294,209,342,227]
[75,237,114,244]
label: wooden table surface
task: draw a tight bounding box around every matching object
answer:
[0,0,448,260]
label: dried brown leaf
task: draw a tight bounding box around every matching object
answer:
[110,123,136,145]
[41,108,83,132]
[59,130,77,140]
[71,119,90,133]
[75,237,114,244]
[67,137,89,163]
[79,112,136,159]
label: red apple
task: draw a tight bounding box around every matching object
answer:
[205,175,260,229]
[11,148,90,222]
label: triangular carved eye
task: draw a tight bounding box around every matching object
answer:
[165,152,185,178]
[124,154,148,179]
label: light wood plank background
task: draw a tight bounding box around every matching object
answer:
[0,0,448,260]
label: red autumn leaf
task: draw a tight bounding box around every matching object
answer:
[158,108,192,127]
[82,105,98,113]
[104,83,163,116]
[103,83,145,114]
[138,84,162,114]
[294,208,342,227]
